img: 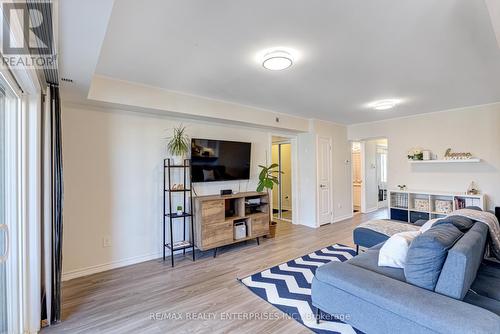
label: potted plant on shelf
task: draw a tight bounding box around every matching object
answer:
[167,124,190,165]
[257,163,282,238]
[407,148,423,161]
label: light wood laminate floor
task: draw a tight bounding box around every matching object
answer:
[43,209,388,334]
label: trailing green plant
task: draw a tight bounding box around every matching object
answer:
[167,125,190,157]
[257,163,282,192]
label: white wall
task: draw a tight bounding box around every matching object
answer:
[89,75,310,132]
[362,140,379,212]
[348,103,500,210]
[61,102,354,279]
[62,103,274,279]
[311,120,353,222]
[296,132,317,227]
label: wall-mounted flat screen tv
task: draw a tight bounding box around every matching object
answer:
[191,139,251,182]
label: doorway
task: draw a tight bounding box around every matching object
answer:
[271,136,293,222]
[351,138,388,213]
[351,142,362,213]
[376,139,388,208]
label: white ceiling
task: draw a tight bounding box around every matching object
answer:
[60,0,500,124]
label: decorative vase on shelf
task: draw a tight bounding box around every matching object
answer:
[467,181,479,195]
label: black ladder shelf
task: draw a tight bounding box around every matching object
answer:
[163,158,195,267]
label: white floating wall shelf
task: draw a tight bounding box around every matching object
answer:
[408,158,481,164]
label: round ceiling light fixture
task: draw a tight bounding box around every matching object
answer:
[368,99,402,110]
[262,50,293,71]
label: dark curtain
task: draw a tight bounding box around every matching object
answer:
[41,84,63,323]
[51,84,63,322]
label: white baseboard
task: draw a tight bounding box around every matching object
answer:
[62,251,163,281]
[363,207,378,214]
[333,213,354,223]
[378,200,388,208]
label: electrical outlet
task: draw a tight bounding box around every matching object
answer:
[102,236,112,248]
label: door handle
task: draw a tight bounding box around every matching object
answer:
[0,224,9,264]
[320,184,327,188]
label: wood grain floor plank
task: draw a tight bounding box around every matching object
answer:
[43,209,388,333]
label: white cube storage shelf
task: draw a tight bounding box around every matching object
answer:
[389,190,485,223]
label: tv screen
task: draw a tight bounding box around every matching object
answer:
[191,139,251,182]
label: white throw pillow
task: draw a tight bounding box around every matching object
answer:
[419,218,439,233]
[378,231,421,268]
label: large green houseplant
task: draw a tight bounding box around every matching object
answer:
[167,125,190,165]
[257,163,282,238]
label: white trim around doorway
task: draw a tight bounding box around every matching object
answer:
[268,133,299,225]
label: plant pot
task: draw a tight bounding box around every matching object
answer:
[268,221,278,238]
[171,155,186,166]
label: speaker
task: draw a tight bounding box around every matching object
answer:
[496,207,500,221]
[220,189,233,196]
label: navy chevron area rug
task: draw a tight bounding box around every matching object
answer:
[240,244,362,334]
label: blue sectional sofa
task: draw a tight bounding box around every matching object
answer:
[312,221,500,334]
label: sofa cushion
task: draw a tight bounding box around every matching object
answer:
[353,227,391,248]
[312,262,500,334]
[470,260,500,302]
[464,291,500,316]
[353,219,420,249]
[346,244,406,282]
[378,231,421,268]
[435,223,489,299]
[405,224,464,291]
[434,215,475,231]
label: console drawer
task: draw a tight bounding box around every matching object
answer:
[251,214,269,236]
[201,221,233,248]
[200,200,224,224]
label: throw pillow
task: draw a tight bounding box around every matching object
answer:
[433,215,474,231]
[405,224,464,290]
[413,219,428,226]
[419,218,439,233]
[378,231,421,268]
[202,169,215,181]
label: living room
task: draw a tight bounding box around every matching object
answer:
[2,1,500,333]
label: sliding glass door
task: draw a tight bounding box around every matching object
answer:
[0,74,21,334]
[0,79,6,334]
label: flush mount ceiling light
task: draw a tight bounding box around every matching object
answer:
[368,99,402,110]
[261,50,294,71]
[255,47,300,71]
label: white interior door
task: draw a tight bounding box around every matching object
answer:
[317,137,332,225]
